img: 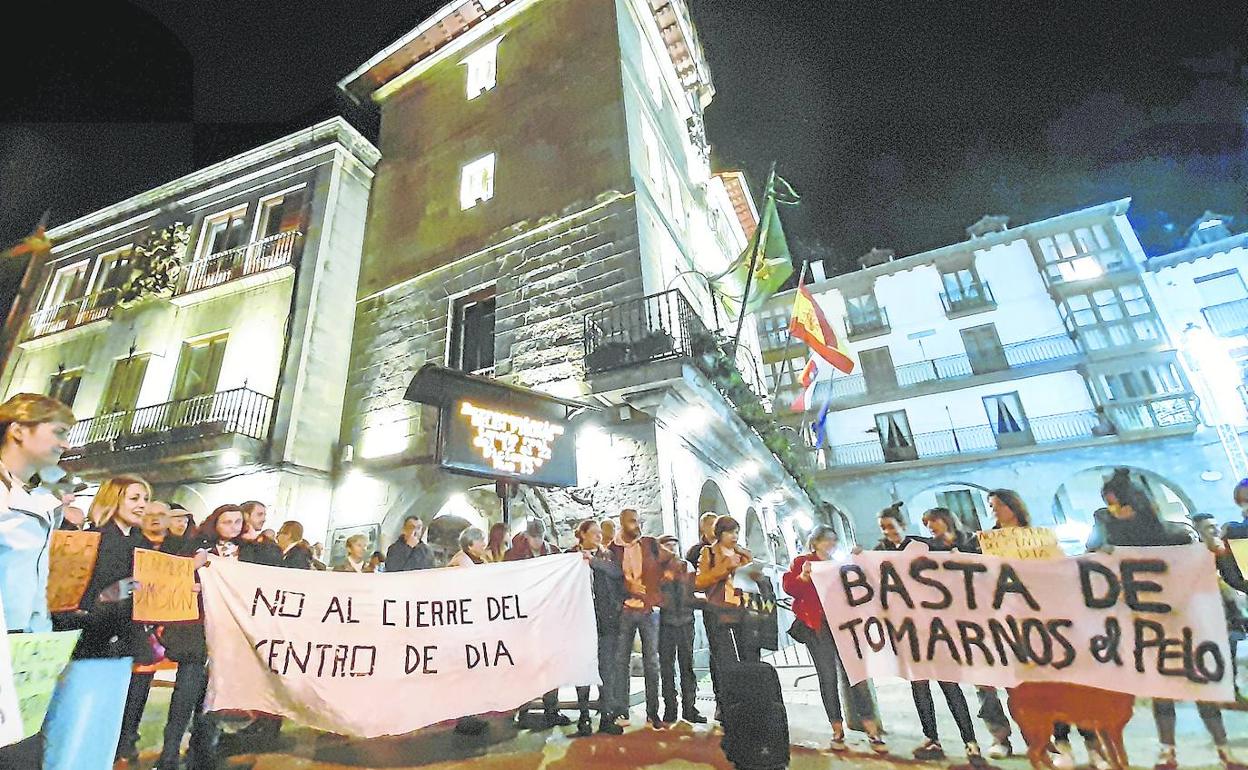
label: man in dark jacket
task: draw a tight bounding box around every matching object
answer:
[684,513,717,569]
[385,516,435,572]
[658,535,705,724]
[505,518,571,728]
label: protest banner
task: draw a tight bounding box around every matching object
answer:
[810,542,1233,703]
[977,526,1062,560]
[46,530,100,612]
[0,591,19,747]
[133,549,198,623]
[199,552,599,738]
[1230,538,1248,577]
[6,632,80,742]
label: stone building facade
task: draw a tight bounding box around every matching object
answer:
[330,0,818,562]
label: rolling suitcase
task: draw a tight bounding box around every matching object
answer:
[719,659,789,770]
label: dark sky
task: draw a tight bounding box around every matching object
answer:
[3,0,1246,291]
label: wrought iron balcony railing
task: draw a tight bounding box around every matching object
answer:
[584,289,710,374]
[24,288,121,341]
[939,282,996,315]
[845,308,890,341]
[818,410,1105,469]
[64,387,273,459]
[176,230,301,297]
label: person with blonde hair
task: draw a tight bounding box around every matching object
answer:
[0,393,73,765]
[335,533,372,573]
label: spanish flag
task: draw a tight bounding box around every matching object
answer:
[789,282,854,374]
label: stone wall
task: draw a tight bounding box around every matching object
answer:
[336,194,661,536]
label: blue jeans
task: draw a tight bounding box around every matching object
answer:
[616,608,661,717]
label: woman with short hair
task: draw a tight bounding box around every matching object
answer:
[695,515,756,714]
[783,524,886,754]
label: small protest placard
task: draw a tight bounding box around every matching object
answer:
[6,631,79,741]
[978,526,1062,560]
[46,530,101,612]
[133,549,198,623]
[1230,539,1248,578]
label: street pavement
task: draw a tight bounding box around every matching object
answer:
[129,660,1248,770]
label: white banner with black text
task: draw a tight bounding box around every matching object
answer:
[199,553,599,737]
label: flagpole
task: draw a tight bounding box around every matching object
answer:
[730,162,777,361]
[769,259,809,408]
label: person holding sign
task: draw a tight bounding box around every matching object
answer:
[783,524,886,755]
[568,519,626,736]
[155,504,279,770]
[0,393,74,766]
[1095,469,1246,770]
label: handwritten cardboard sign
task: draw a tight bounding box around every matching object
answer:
[133,549,198,623]
[1230,539,1248,578]
[977,526,1062,560]
[6,631,79,741]
[46,530,101,612]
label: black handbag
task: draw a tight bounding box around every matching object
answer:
[786,617,815,646]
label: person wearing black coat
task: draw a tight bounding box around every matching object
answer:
[155,504,280,770]
[568,520,626,736]
[385,516,435,572]
[658,534,706,725]
[64,475,155,767]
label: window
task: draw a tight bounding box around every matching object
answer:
[460,154,496,210]
[100,355,150,414]
[200,207,249,257]
[960,324,1008,374]
[936,489,984,532]
[983,392,1032,448]
[257,189,307,239]
[47,370,83,410]
[172,335,228,402]
[860,347,897,391]
[1100,363,1185,401]
[94,247,135,292]
[41,262,90,310]
[1195,270,1247,307]
[463,38,501,99]
[450,289,496,375]
[874,410,917,463]
[1035,229,1118,283]
[846,293,882,325]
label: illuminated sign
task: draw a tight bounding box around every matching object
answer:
[438,396,577,488]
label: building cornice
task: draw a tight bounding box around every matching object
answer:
[46,118,379,246]
[1145,231,1248,272]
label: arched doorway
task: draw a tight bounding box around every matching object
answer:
[698,480,731,517]
[1050,465,1194,551]
[743,507,769,561]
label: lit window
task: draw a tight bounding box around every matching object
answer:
[1057,256,1103,282]
[460,154,496,210]
[463,38,501,100]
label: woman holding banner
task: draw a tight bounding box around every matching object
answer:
[1096,469,1246,770]
[903,507,986,767]
[0,393,74,766]
[156,503,280,770]
[783,524,887,755]
[569,519,626,736]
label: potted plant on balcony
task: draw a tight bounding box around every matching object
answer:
[118,209,191,307]
[585,336,632,372]
[628,328,676,362]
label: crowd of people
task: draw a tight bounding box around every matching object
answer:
[3,389,1248,770]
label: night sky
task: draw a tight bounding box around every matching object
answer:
[3,0,1245,293]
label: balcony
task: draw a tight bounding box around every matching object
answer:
[63,388,273,464]
[584,289,708,374]
[820,410,1104,469]
[22,288,120,344]
[172,230,301,304]
[940,282,996,317]
[810,334,1081,404]
[1103,394,1199,433]
[845,308,890,342]
[1202,298,1248,338]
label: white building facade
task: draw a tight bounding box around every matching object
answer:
[760,200,1247,546]
[0,119,380,539]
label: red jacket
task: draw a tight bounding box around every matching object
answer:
[782,553,825,632]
